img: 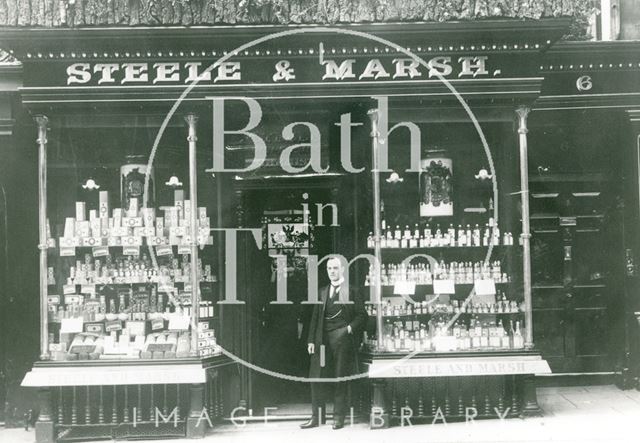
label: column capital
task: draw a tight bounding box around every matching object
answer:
[184,113,198,126]
[516,106,530,135]
[185,113,198,142]
[34,114,48,146]
[34,114,49,128]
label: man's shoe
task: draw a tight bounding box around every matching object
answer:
[300,418,320,429]
[332,417,345,430]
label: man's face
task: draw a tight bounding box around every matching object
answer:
[326,259,343,283]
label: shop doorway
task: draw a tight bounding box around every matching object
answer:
[239,185,344,414]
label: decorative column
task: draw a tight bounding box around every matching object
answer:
[516,106,534,347]
[35,387,54,443]
[35,115,50,360]
[185,113,200,357]
[368,108,383,350]
[186,383,206,438]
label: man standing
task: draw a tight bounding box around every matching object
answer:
[300,257,367,430]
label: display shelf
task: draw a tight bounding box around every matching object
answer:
[368,244,519,252]
[361,349,551,377]
[368,312,524,319]
[22,358,208,386]
[369,281,512,288]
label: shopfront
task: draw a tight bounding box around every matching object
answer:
[0,18,639,442]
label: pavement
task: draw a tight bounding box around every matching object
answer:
[1,385,640,443]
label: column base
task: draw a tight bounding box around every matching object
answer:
[35,421,55,443]
[520,375,542,418]
[186,417,207,439]
[369,412,390,429]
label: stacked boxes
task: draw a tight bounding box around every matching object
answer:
[58,191,213,256]
[197,322,220,357]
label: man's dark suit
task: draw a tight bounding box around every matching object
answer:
[306,282,367,420]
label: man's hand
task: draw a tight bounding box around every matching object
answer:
[307,343,315,354]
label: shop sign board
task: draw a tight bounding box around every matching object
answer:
[368,356,551,378]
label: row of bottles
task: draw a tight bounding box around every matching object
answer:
[365,260,510,286]
[365,318,526,352]
[63,253,215,286]
[368,219,517,249]
[365,295,524,317]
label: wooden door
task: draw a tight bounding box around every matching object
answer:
[528,110,626,374]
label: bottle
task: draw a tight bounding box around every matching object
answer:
[513,321,524,348]
[473,224,480,247]
[367,232,374,249]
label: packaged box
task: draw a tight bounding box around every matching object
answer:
[167,207,179,227]
[142,227,155,237]
[89,210,98,221]
[142,208,155,226]
[198,331,215,339]
[198,322,209,331]
[59,237,81,248]
[123,217,143,228]
[75,202,86,221]
[170,226,186,237]
[122,236,143,246]
[174,190,185,210]
[107,236,123,247]
[63,218,76,238]
[112,208,123,227]
[90,219,101,237]
[183,200,192,221]
[82,237,104,247]
[99,191,109,218]
[127,198,139,218]
[99,218,109,235]
[76,221,91,238]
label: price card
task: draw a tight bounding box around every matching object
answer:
[151,318,165,331]
[126,321,147,337]
[47,295,60,305]
[156,245,173,256]
[433,279,455,294]
[60,247,76,257]
[168,314,191,331]
[80,285,96,296]
[105,320,123,332]
[92,246,109,257]
[64,295,82,304]
[60,318,84,334]
[123,246,140,256]
[393,280,416,296]
[474,279,496,296]
[178,245,191,255]
[63,284,77,295]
